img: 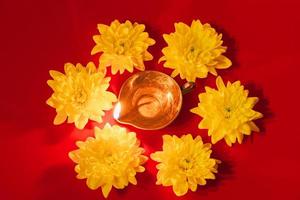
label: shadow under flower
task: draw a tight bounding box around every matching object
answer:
[204,162,233,194]
[244,82,273,134]
[211,22,240,74]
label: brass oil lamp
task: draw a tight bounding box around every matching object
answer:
[113,70,194,130]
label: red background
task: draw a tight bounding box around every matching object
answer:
[1,0,300,199]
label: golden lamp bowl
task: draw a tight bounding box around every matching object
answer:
[114,70,183,130]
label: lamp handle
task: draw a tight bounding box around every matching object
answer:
[181,82,195,95]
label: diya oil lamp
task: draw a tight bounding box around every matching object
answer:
[113,70,194,130]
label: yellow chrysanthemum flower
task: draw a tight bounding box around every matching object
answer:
[91,20,155,74]
[191,76,263,146]
[46,62,117,129]
[69,124,148,198]
[160,20,232,82]
[151,134,219,196]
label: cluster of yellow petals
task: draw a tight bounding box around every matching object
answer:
[46,62,117,129]
[91,20,155,74]
[151,134,219,196]
[69,124,148,198]
[45,19,265,198]
[191,76,263,146]
[160,20,232,82]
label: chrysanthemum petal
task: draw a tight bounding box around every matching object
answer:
[151,134,219,196]
[46,62,117,129]
[68,151,77,163]
[191,77,263,146]
[68,124,147,198]
[97,24,109,34]
[92,20,155,74]
[64,63,76,75]
[87,177,101,190]
[208,67,218,76]
[49,70,64,79]
[249,121,260,132]
[197,178,207,185]
[53,112,67,125]
[158,55,166,63]
[174,22,190,35]
[211,131,224,144]
[173,181,189,196]
[101,184,112,198]
[128,176,137,185]
[160,20,232,81]
[239,124,251,135]
[74,115,88,129]
[171,69,179,78]
[224,136,232,146]
[216,76,225,90]
[150,152,163,162]
[189,182,198,192]
[214,55,232,69]
[46,97,54,107]
[143,50,153,61]
[237,132,244,144]
[91,45,101,55]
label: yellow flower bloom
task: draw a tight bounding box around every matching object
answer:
[46,62,117,129]
[160,20,232,82]
[151,134,219,196]
[191,76,263,146]
[69,124,148,198]
[91,20,155,74]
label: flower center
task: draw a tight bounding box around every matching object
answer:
[179,157,194,171]
[224,106,232,119]
[184,45,214,65]
[74,89,88,105]
[185,46,199,62]
[105,154,116,166]
[115,40,127,55]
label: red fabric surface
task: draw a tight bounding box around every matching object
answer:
[1,0,300,199]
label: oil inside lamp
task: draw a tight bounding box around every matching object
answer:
[113,70,193,130]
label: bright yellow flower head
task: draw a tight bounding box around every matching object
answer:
[69,124,148,198]
[160,20,232,82]
[191,76,263,146]
[151,134,219,196]
[91,20,156,74]
[46,62,117,129]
